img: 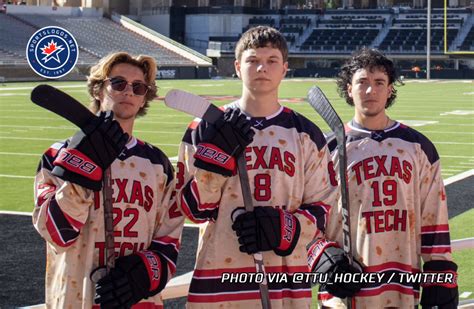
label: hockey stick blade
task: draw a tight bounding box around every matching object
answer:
[31,84,95,129]
[307,86,346,145]
[164,89,223,124]
[164,89,272,309]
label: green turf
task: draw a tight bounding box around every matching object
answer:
[1,79,473,302]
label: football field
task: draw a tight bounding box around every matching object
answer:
[0,78,473,305]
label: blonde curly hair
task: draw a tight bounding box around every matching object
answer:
[87,52,158,117]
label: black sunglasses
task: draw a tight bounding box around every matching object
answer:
[106,77,150,96]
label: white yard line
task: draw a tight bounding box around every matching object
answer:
[0,85,85,91]
[0,152,40,156]
[0,116,190,124]
[0,174,34,179]
[0,136,58,141]
[444,169,474,186]
[0,124,185,134]
[432,141,474,145]
[441,155,474,158]
[0,210,33,216]
[0,135,180,147]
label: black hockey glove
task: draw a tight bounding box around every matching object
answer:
[420,260,458,309]
[231,206,301,256]
[52,111,128,191]
[93,251,167,309]
[308,239,362,298]
[194,108,254,177]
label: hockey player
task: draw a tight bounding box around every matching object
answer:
[33,52,184,308]
[176,26,338,308]
[308,48,458,308]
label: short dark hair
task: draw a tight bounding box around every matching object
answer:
[336,48,403,108]
[235,26,288,62]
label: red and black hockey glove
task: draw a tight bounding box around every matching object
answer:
[52,111,128,191]
[420,260,458,309]
[308,239,362,298]
[194,108,254,177]
[231,206,301,256]
[93,251,167,309]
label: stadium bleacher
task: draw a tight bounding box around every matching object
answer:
[0,13,38,64]
[204,8,472,57]
[12,14,197,66]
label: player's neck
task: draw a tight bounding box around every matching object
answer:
[239,90,281,117]
[115,118,134,136]
[354,112,391,131]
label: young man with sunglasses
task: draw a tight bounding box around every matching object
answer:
[33,52,184,308]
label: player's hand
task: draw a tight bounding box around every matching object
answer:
[420,260,458,309]
[194,108,254,177]
[93,251,166,309]
[231,206,301,256]
[308,239,362,298]
[52,111,129,191]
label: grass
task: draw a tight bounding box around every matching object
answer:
[0,78,473,301]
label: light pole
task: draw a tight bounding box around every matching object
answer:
[427,0,431,80]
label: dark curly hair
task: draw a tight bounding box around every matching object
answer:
[336,48,403,108]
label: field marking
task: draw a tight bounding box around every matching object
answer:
[441,155,474,158]
[458,163,474,166]
[433,141,474,145]
[442,168,465,172]
[0,93,29,96]
[0,85,85,91]
[444,169,474,186]
[0,136,58,141]
[422,131,474,135]
[0,210,33,216]
[0,135,181,147]
[441,110,474,116]
[0,109,194,119]
[0,124,185,134]
[1,115,472,127]
[0,151,41,156]
[0,174,35,179]
[0,116,191,125]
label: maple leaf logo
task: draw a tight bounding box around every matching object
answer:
[40,39,64,64]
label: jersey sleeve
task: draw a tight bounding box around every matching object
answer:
[176,119,227,223]
[147,153,185,289]
[33,142,94,253]
[418,141,452,262]
[294,128,339,245]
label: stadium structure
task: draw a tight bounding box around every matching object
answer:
[0,0,472,81]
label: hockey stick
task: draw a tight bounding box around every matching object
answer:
[31,84,116,276]
[164,89,272,309]
[307,86,353,308]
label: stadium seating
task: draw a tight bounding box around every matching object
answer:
[11,14,196,66]
[300,29,379,52]
[459,25,474,51]
[203,8,471,56]
[0,14,37,64]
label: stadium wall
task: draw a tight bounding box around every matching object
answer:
[5,4,103,16]
[141,13,171,37]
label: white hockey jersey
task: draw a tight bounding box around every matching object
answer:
[320,120,453,308]
[177,104,338,309]
[33,136,185,309]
